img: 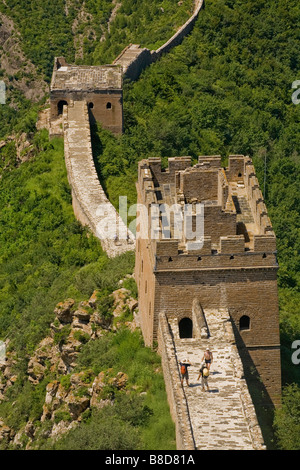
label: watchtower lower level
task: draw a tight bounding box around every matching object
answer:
[50,57,123,135]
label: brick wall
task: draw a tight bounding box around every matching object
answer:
[136,155,281,405]
[114,0,204,82]
[157,312,196,450]
[152,267,281,404]
[50,89,123,134]
[180,168,219,201]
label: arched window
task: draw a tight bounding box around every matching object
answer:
[239,315,250,331]
[57,100,68,115]
[179,318,193,338]
[106,102,112,109]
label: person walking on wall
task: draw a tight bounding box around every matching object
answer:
[202,347,213,370]
[180,359,192,387]
[197,362,210,392]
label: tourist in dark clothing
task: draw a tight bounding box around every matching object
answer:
[179,359,192,387]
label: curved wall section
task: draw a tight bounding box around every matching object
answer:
[113,0,204,81]
[63,100,135,258]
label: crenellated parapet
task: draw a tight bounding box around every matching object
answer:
[137,154,277,257]
[244,161,275,236]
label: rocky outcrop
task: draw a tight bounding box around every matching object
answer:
[27,287,138,385]
[0,282,139,448]
[0,343,18,402]
[0,132,36,172]
[0,12,48,103]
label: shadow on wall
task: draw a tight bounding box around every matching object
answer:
[231,319,277,449]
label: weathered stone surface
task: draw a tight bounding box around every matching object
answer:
[27,337,56,384]
[73,302,91,322]
[62,100,135,257]
[54,298,75,323]
[0,420,13,442]
[88,290,100,309]
[158,310,266,450]
[0,286,139,445]
[45,381,60,405]
[109,371,128,390]
[136,155,281,407]
[65,391,90,420]
[60,336,81,368]
[50,420,78,440]
[25,421,35,439]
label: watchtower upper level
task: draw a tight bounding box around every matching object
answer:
[136,155,277,271]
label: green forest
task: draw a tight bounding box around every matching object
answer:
[0,0,299,450]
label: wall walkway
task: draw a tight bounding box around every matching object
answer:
[113,0,204,81]
[158,309,266,450]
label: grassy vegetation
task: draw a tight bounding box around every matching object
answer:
[0,0,194,80]
[50,329,176,450]
[0,132,135,355]
[0,129,175,450]
[89,0,300,449]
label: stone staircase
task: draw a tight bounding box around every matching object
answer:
[232,195,254,224]
[167,310,265,450]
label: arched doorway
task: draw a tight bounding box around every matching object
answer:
[239,315,250,331]
[57,100,68,115]
[179,318,193,338]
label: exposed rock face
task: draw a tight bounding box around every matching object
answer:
[0,283,138,448]
[0,344,18,400]
[0,12,48,103]
[0,420,14,443]
[27,337,58,384]
[54,299,75,324]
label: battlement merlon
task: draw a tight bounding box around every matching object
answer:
[145,156,192,188]
[152,236,278,272]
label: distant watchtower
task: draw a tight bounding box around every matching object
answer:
[50,57,123,134]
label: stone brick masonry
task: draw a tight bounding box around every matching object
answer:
[135,155,281,430]
[113,0,204,81]
[50,57,123,135]
[158,309,266,450]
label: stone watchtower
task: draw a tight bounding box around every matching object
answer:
[135,155,281,406]
[50,57,123,134]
